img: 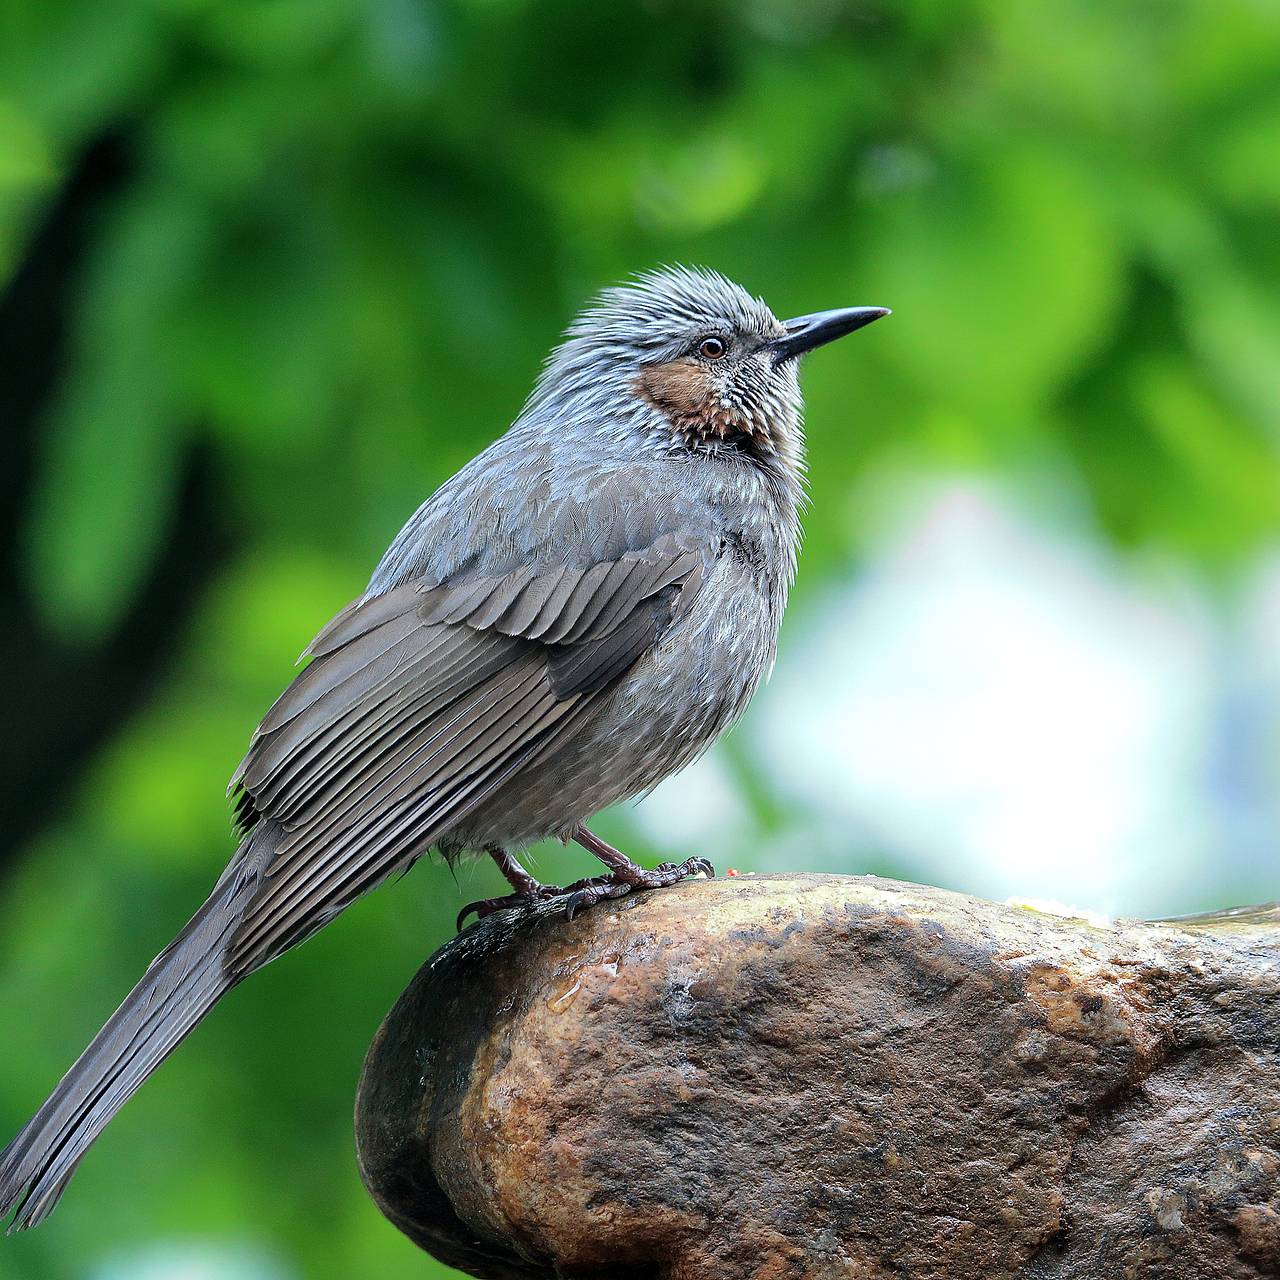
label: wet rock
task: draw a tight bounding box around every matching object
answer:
[354,875,1280,1279]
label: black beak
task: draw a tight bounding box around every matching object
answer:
[768,306,891,364]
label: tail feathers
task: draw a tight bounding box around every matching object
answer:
[0,875,245,1231]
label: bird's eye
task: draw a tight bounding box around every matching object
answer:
[697,336,726,361]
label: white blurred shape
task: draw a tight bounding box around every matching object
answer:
[628,748,749,858]
[1221,551,1280,872]
[753,477,1217,915]
[92,1242,292,1280]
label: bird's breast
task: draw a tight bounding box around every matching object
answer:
[454,539,784,852]
[616,541,783,760]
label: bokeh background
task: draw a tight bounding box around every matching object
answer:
[2,0,1278,1275]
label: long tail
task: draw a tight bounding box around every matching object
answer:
[0,867,249,1230]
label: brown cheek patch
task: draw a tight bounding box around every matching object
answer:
[634,359,742,442]
[635,359,712,419]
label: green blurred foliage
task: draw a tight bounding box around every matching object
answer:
[1,0,1278,1275]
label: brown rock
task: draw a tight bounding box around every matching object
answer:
[354,874,1280,1279]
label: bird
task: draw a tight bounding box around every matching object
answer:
[0,265,888,1230]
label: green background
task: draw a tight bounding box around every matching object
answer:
[2,1,1278,1276]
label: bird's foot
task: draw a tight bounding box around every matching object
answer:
[457,845,583,930]
[456,858,714,929]
[456,881,570,931]
[562,856,714,921]
[457,839,713,930]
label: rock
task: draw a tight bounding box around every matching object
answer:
[354,874,1280,1279]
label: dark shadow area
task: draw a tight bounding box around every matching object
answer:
[0,131,234,874]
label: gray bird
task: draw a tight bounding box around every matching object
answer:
[0,266,887,1229]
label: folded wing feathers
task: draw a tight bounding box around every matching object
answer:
[521,564,586,640]
[302,583,421,661]
[415,532,703,646]
[242,628,517,818]
[547,603,663,698]
[272,607,426,731]
[493,565,568,636]
[456,564,538,630]
[224,529,712,974]
[229,663,574,968]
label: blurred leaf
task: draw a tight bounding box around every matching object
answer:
[0,99,57,280]
[860,144,1121,422]
[190,0,357,69]
[1134,356,1280,554]
[0,0,161,138]
[1206,95,1280,209]
[24,365,184,640]
[0,99,55,191]
[23,182,209,639]
[1180,264,1280,442]
[634,129,768,233]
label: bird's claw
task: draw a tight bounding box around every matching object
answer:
[455,873,620,930]
[653,857,714,879]
[563,879,633,921]
[457,857,714,930]
[563,855,714,920]
[456,885,560,931]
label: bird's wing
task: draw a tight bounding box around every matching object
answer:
[224,530,712,971]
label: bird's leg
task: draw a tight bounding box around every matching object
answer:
[563,825,713,919]
[491,846,543,895]
[456,847,575,931]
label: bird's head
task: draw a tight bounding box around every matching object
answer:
[529,266,888,473]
